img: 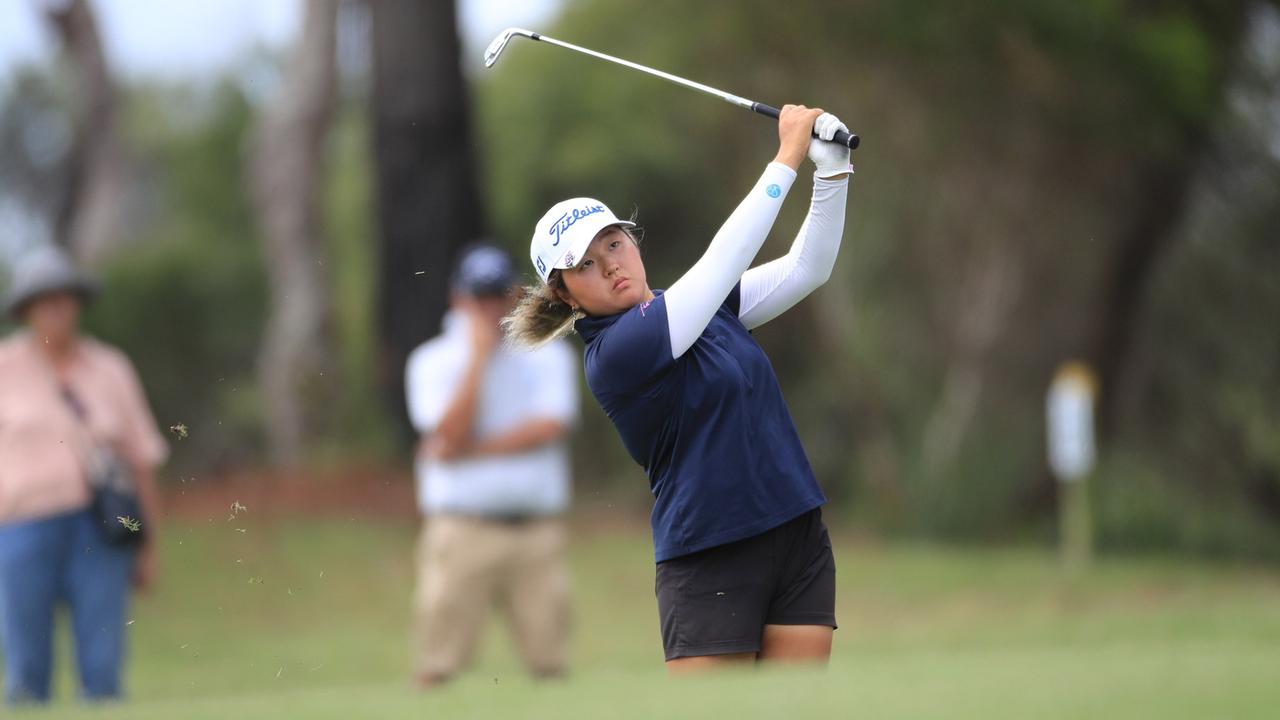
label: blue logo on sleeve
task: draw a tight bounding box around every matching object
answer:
[548,204,606,246]
[766,184,781,198]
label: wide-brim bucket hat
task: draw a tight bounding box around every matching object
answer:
[3,244,99,318]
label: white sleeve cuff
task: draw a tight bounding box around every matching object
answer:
[765,161,799,181]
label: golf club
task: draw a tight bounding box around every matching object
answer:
[484,28,860,150]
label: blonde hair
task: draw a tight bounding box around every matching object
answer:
[502,270,582,349]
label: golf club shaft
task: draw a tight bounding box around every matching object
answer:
[530,33,860,150]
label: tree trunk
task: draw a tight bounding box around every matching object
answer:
[1087,6,1253,441]
[369,0,483,441]
[1088,157,1201,440]
[249,0,340,466]
[45,0,128,267]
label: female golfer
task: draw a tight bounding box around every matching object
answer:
[507,105,851,671]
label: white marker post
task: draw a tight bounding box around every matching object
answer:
[1047,362,1097,574]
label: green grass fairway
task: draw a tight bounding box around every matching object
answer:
[12,515,1280,719]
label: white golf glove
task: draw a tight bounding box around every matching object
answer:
[808,112,853,179]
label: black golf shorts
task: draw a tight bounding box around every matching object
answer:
[655,507,837,661]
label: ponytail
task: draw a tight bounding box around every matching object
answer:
[502,270,581,349]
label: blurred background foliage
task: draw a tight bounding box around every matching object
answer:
[1,0,1277,557]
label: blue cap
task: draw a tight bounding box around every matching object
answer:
[452,244,517,296]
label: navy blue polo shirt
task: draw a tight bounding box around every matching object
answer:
[576,284,826,562]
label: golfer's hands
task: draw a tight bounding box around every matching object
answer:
[809,112,853,179]
[774,105,824,171]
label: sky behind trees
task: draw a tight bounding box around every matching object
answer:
[0,0,561,80]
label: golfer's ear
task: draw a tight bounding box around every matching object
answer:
[553,285,576,309]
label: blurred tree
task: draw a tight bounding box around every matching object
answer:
[1084,2,1252,438]
[44,0,129,266]
[1103,2,1280,554]
[249,0,341,466]
[83,80,268,472]
[0,67,68,254]
[369,0,483,438]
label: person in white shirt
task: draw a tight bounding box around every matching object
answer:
[404,244,578,688]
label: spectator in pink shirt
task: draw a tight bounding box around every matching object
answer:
[0,245,167,705]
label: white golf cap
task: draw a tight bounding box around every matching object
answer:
[530,197,635,283]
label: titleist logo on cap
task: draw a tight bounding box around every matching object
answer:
[548,205,605,247]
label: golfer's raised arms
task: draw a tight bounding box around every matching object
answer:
[738,172,849,330]
[662,162,796,357]
[664,105,831,358]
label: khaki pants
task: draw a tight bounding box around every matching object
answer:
[413,515,569,679]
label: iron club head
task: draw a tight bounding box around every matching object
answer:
[483,27,536,68]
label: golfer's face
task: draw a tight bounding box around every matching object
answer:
[561,227,648,316]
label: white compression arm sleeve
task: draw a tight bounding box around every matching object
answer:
[664,162,797,358]
[738,174,849,330]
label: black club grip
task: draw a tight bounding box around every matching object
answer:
[751,102,860,150]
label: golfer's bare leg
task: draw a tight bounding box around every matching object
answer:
[666,652,757,675]
[757,624,832,663]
